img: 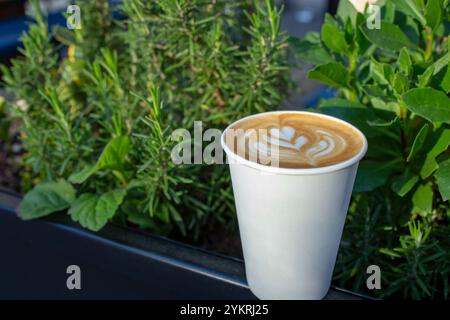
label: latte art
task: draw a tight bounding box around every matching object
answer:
[225,112,364,168]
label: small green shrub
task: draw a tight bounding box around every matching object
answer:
[1,0,291,239]
[292,0,450,299]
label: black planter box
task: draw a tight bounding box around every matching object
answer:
[0,188,368,300]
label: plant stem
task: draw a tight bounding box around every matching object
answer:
[425,27,434,62]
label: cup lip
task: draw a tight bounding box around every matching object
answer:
[220,110,368,175]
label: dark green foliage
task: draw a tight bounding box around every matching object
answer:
[292,0,450,299]
[1,0,291,239]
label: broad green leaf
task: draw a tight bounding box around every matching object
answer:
[360,21,416,51]
[403,88,450,123]
[431,52,450,76]
[412,183,433,215]
[395,0,427,26]
[398,48,412,76]
[370,59,392,85]
[440,65,450,93]
[425,0,442,31]
[418,128,449,179]
[407,124,429,162]
[392,73,409,94]
[362,84,387,98]
[96,135,131,170]
[321,23,348,53]
[370,98,400,115]
[288,36,333,65]
[436,158,450,201]
[69,165,96,184]
[337,0,358,26]
[392,171,419,197]
[68,135,131,184]
[429,129,450,157]
[354,160,396,192]
[420,155,439,179]
[95,190,127,226]
[69,194,98,230]
[418,65,434,87]
[308,62,349,88]
[69,190,126,231]
[18,180,76,220]
[421,52,450,84]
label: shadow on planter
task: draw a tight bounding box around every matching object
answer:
[0,187,370,300]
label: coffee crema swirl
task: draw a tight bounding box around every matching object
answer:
[225,113,364,169]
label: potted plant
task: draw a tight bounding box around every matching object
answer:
[0,0,368,300]
[291,0,450,299]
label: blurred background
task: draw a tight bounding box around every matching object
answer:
[0,0,338,105]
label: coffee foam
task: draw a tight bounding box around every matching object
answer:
[225,112,364,169]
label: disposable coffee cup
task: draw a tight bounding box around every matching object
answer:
[221,111,368,300]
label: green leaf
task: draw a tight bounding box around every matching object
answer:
[288,36,333,65]
[321,23,348,53]
[419,129,449,178]
[432,52,450,75]
[308,62,349,88]
[412,183,433,215]
[360,21,416,51]
[392,171,420,197]
[420,155,439,179]
[407,124,429,162]
[398,48,412,76]
[69,165,96,184]
[69,190,126,231]
[370,98,400,115]
[18,180,76,220]
[392,73,410,94]
[429,129,450,158]
[418,65,434,87]
[367,116,399,127]
[68,135,131,184]
[354,160,396,192]
[421,52,450,84]
[370,59,392,85]
[425,0,442,31]
[436,158,450,201]
[96,135,131,170]
[440,65,450,93]
[337,0,358,26]
[395,0,427,26]
[96,190,127,226]
[403,88,450,123]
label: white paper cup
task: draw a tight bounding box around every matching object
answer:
[221,111,368,300]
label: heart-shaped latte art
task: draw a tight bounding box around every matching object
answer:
[226,112,362,168]
[270,126,295,142]
[264,126,308,151]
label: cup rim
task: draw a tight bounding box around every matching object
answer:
[220,110,368,175]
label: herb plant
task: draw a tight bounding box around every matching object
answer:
[1,0,290,239]
[291,0,450,298]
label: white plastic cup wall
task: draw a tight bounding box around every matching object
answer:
[221,111,368,300]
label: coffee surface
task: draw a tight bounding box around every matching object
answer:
[225,112,364,168]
